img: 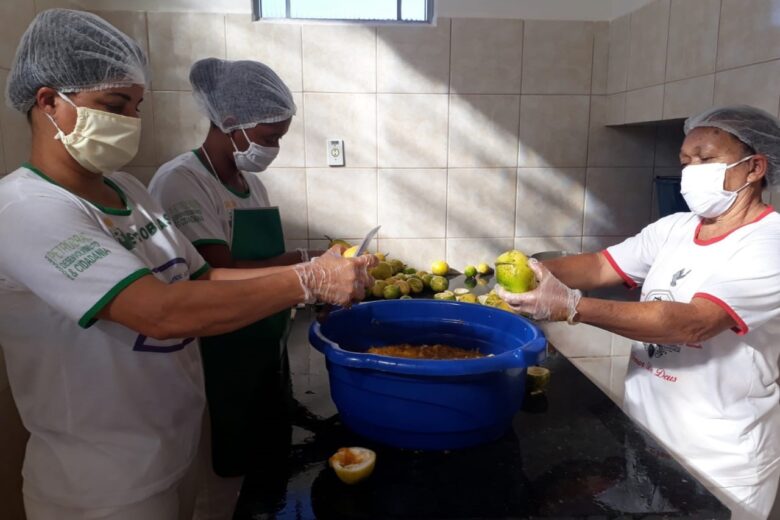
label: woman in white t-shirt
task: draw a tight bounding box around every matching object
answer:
[0,9,374,520]
[497,105,780,520]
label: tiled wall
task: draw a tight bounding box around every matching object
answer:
[607,0,780,124]
[0,6,674,273]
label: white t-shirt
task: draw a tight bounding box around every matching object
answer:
[606,208,780,488]
[0,165,210,508]
[148,151,271,248]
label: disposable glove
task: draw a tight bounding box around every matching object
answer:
[494,258,582,322]
[293,246,377,306]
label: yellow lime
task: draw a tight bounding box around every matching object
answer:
[343,245,360,258]
[371,280,387,298]
[329,447,376,485]
[457,293,478,304]
[407,277,424,294]
[431,260,449,276]
[433,291,456,301]
[477,262,493,275]
[495,250,537,294]
[463,265,477,278]
[526,366,551,395]
[394,280,411,296]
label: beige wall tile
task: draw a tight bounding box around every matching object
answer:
[447,168,516,238]
[610,356,630,406]
[665,0,720,81]
[147,12,226,91]
[518,95,590,167]
[717,0,780,71]
[624,85,664,123]
[592,21,609,95]
[445,237,515,269]
[377,94,448,168]
[516,168,586,237]
[582,235,630,252]
[275,92,305,168]
[152,91,210,165]
[450,19,523,94]
[0,107,5,175]
[612,334,633,356]
[587,96,656,167]
[128,91,156,167]
[0,0,35,69]
[225,15,302,92]
[123,166,157,186]
[0,69,31,172]
[90,10,149,57]
[584,167,654,236]
[0,387,27,520]
[448,95,520,168]
[663,74,715,120]
[714,60,780,116]
[607,14,631,94]
[606,92,626,125]
[522,20,594,94]
[303,93,376,168]
[378,238,446,271]
[377,19,450,94]
[284,239,308,254]
[542,322,612,357]
[514,237,582,255]
[654,124,686,167]
[377,169,446,239]
[627,0,671,89]
[253,168,307,239]
[306,168,376,238]
[302,25,375,93]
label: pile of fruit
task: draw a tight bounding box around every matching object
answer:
[328,237,537,313]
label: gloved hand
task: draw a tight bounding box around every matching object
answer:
[293,246,377,306]
[494,258,582,322]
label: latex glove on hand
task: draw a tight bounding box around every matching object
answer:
[293,246,377,306]
[494,258,582,322]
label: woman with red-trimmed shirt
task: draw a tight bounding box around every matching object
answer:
[496,105,780,520]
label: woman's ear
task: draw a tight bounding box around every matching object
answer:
[747,155,768,184]
[34,87,59,117]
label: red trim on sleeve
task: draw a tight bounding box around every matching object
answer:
[693,292,749,336]
[694,206,774,246]
[601,250,638,289]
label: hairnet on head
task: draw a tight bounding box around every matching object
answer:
[5,9,149,114]
[189,58,297,132]
[684,105,780,190]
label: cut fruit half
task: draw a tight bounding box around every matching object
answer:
[329,447,377,485]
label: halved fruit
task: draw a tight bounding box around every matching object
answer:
[329,447,377,485]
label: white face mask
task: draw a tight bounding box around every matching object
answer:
[229,128,279,173]
[46,91,141,174]
[680,155,754,219]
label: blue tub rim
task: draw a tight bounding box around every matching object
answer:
[309,300,547,376]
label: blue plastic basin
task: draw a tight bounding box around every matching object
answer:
[308,300,546,450]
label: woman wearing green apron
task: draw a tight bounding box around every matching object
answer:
[149,58,316,519]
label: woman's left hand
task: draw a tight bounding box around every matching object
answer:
[494,259,582,322]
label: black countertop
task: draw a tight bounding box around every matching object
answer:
[235,310,729,519]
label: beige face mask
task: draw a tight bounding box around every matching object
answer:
[46,91,141,174]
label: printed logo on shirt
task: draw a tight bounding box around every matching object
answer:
[44,233,112,281]
[104,215,171,251]
[168,199,204,228]
[670,268,691,287]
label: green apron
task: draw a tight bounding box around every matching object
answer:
[200,207,293,477]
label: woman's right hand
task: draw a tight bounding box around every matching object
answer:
[293,246,377,306]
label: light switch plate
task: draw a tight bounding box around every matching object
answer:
[327,139,345,167]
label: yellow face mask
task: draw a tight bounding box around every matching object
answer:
[46,91,141,174]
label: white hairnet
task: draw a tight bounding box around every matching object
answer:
[189,58,296,132]
[6,9,148,114]
[685,105,780,189]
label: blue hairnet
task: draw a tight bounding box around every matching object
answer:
[6,9,149,113]
[685,105,780,190]
[189,58,296,132]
